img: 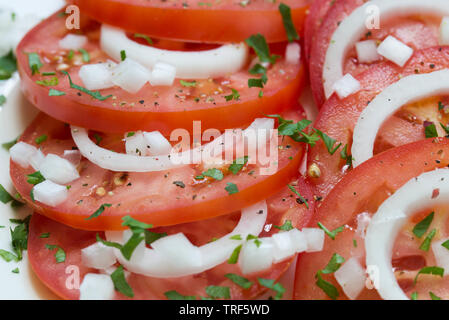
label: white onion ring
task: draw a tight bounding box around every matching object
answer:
[365,169,449,300]
[71,118,274,172]
[351,69,449,167]
[323,0,449,98]
[105,200,267,278]
[100,24,249,79]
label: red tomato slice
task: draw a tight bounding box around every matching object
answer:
[17,13,306,135]
[303,0,334,62]
[11,109,306,231]
[309,0,440,107]
[308,47,449,199]
[28,177,315,300]
[69,0,310,44]
[294,137,449,300]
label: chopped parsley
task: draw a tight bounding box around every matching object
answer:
[35,134,47,144]
[144,230,167,245]
[257,278,285,300]
[61,70,112,101]
[120,50,126,61]
[27,52,43,75]
[317,222,344,240]
[78,48,90,62]
[205,285,231,299]
[111,265,134,298]
[321,253,345,274]
[412,211,434,238]
[278,3,300,42]
[0,184,14,204]
[225,273,253,289]
[414,266,444,284]
[133,33,153,45]
[315,129,342,155]
[340,144,353,167]
[11,267,19,274]
[0,95,6,106]
[85,203,112,220]
[425,123,438,138]
[228,244,242,264]
[411,292,418,300]
[1,138,17,151]
[229,156,248,174]
[202,168,224,181]
[26,171,45,185]
[287,184,309,208]
[39,232,50,238]
[441,239,449,250]
[0,51,17,80]
[224,88,240,101]
[179,80,197,87]
[419,228,436,251]
[164,290,196,300]
[429,292,442,300]
[245,34,279,64]
[274,220,294,231]
[225,182,239,195]
[36,76,59,87]
[45,244,66,263]
[0,249,17,262]
[315,271,339,300]
[48,89,66,96]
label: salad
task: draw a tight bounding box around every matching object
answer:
[0,0,449,301]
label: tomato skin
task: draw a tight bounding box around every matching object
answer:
[28,176,314,300]
[308,47,449,199]
[17,12,306,135]
[70,0,310,44]
[11,110,306,231]
[294,137,449,300]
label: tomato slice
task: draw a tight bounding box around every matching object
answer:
[309,0,440,107]
[28,176,315,300]
[307,47,449,199]
[294,137,449,300]
[17,13,306,134]
[11,109,306,231]
[69,0,310,44]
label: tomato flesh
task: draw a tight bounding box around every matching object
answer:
[294,137,449,300]
[17,13,306,134]
[70,0,310,44]
[28,176,314,300]
[11,109,306,231]
[308,47,449,199]
[309,0,440,107]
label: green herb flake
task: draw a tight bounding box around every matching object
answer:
[413,211,434,238]
[85,203,112,220]
[274,220,294,231]
[429,291,442,300]
[258,278,285,300]
[120,50,126,61]
[133,33,153,45]
[0,51,17,80]
[229,156,248,174]
[26,171,45,185]
[35,134,47,144]
[180,80,197,87]
[0,249,17,262]
[144,230,167,245]
[11,267,19,274]
[317,222,344,240]
[164,290,196,300]
[61,71,112,101]
[0,95,6,106]
[48,89,66,96]
[0,184,13,204]
[245,34,279,64]
[315,129,342,155]
[96,233,123,250]
[287,184,309,208]
[45,244,66,263]
[202,168,224,181]
[425,123,438,138]
[414,266,444,284]
[2,138,17,151]
[225,182,239,195]
[205,285,231,299]
[36,77,59,87]
[225,273,253,289]
[316,271,339,300]
[224,88,240,101]
[121,216,153,230]
[27,52,42,75]
[230,234,242,240]
[228,244,242,264]
[278,3,300,42]
[411,292,418,300]
[78,48,90,62]
[419,228,436,252]
[321,253,345,274]
[39,232,50,238]
[111,265,134,298]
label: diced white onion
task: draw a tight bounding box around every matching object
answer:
[334,257,366,300]
[29,149,45,171]
[365,169,449,300]
[352,69,449,167]
[290,228,308,253]
[81,242,116,270]
[239,237,275,275]
[9,142,37,168]
[111,58,151,94]
[63,150,81,167]
[79,273,114,300]
[149,62,176,86]
[432,238,449,276]
[376,36,413,67]
[105,201,267,278]
[39,154,80,184]
[59,34,88,50]
[355,40,380,63]
[285,42,301,65]
[332,73,361,99]
[100,24,248,79]
[356,212,371,239]
[302,228,325,252]
[33,180,68,207]
[440,17,449,45]
[79,61,115,90]
[272,231,297,263]
[322,0,449,98]
[124,131,147,156]
[143,131,172,156]
[71,117,273,172]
